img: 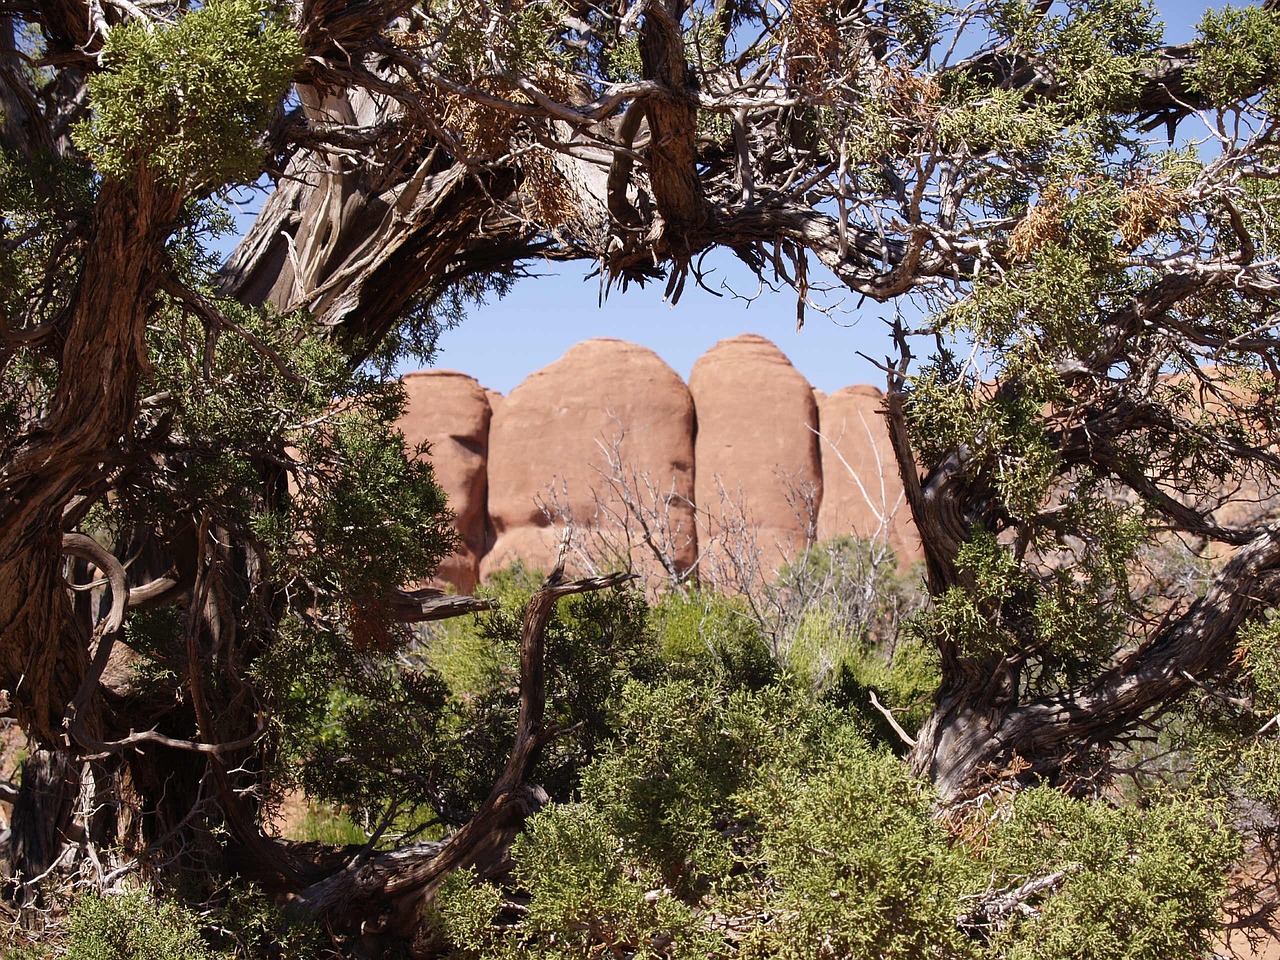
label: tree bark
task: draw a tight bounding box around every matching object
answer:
[910,522,1280,800]
[0,174,181,739]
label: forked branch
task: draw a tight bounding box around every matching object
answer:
[288,557,636,932]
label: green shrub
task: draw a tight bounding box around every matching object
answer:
[207,884,326,959]
[65,892,221,960]
[987,789,1239,960]
[576,680,748,886]
[738,738,978,960]
[510,804,717,959]
[825,631,939,752]
[651,590,777,690]
[416,567,662,812]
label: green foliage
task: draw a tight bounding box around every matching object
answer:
[424,674,1238,960]
[291,410,456,606]
[55,886,323,960]
[936,0,1160,153]
[576,680,748,886]
[738,738,977,960]
[1211,615,1280,814]
[1190,6,1280,105]
[263,568,659,830]
[0,148,94,452]
[511,804,718,959]
[604,33,643,82]
[826,631,938,749]
[651,590,777,690]
[426,574,662,811]
[426,868,507,956]
[1241,614,1280,717]
[431,813,717,960]
[775,536,928,691]
[425,0,568,81]
[75,0,300,189]
[0,147,93,321]
[912,530,1026,659]
[103,284,464,837]
[64,892,221,960]
[579,681,883,891]
[884,0,945,58]
[138,294,457,609]
[985,789,1239,960]
[205,884,327,959]
[906,365,1059,521]
[254,612,452,829]
[293,661,451,820]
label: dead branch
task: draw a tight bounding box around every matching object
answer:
[957,866,1078,934]
[869,690,917,748]
[60,533,125,639]
[387,587,494,622]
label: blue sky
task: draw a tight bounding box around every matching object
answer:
[421,253,898,394]
[407,0,1220,394]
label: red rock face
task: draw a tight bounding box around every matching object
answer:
[815,386,921,564]
[402,336,924,593]
[480,339,698,583]
[688,334,823,583]
[398,371,492,593]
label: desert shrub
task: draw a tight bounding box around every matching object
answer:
[574,680,750,886]
[737,735,978,960]
[424,677,1239,960]
[985,789,1239,960]
[414,565,663,814]
[206,885,327,959]
[64,892,219,960]
[651,589,778,690]
[825,630,940,752]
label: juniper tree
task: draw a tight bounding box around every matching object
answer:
[7,0,1280,953]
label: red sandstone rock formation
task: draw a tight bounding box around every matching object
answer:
[398,371,492,593]
[402,336,929,593]
[688,334,822,584]
[481,338,698,584]
[815,385,921,564]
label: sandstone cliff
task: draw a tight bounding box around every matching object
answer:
[689,333,823,583]
[481,339,698,583]
[399,370,492,593]
[397,334,918,591]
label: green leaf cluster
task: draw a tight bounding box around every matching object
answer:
[937,0,1160,154]
[421,0,569,83]
[1190,6,1280,106]
[75,0,300,189]
[426,676,1236,960]
[906,365,1059,520]
[737,737,975,960]
[64,892,222,960]
[986,789,1238,960]
[415,571,662,811]
[651,589,778,691]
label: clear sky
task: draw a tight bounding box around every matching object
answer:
[218,0,1219,395]
[417,254,903,394]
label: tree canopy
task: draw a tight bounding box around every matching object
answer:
[6,0,1280,954]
